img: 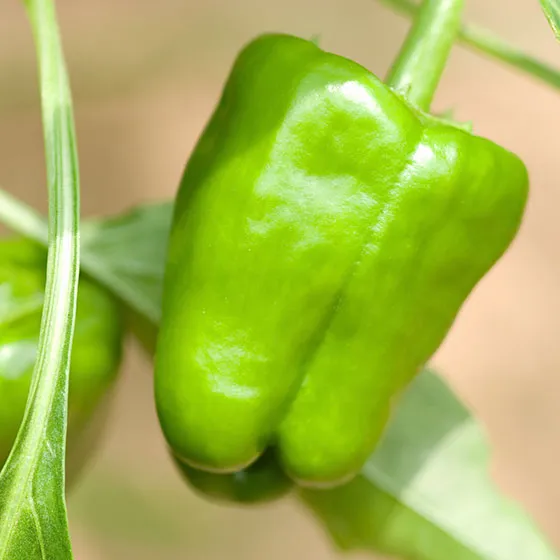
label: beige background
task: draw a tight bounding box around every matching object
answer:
[1,0,560,558]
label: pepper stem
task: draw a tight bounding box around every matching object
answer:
[385,0,465,111]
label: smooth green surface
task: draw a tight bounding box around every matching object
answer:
[0,0,80,557]
[0,238,123,472]
[155,33,528,487]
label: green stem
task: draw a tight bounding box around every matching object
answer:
[0,0,79,556]
[385,0,465,110]
[379,0,560,90]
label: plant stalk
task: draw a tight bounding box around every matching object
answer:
[385,0,465,111]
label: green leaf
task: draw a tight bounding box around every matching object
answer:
[0,0,80,557]
[80,203,172,326]
[540,0,560,40]
[300,371,558,560]
[378,0,560,90]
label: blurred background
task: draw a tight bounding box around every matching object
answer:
[1,0,560,558]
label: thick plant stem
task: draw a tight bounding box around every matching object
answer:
[385,0,464,111]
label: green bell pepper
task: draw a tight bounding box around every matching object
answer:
[155,32,528,489]
[0,238,123,479]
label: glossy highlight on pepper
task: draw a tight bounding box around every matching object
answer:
[155,33,528,488]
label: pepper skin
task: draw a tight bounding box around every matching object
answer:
[176,449,292,504]
[0,238,123,477]
[155,34,528,488]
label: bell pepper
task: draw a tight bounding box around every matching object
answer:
[155,22,528,488]
[0,238,123,479]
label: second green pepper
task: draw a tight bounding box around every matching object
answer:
[0,238,123,478]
